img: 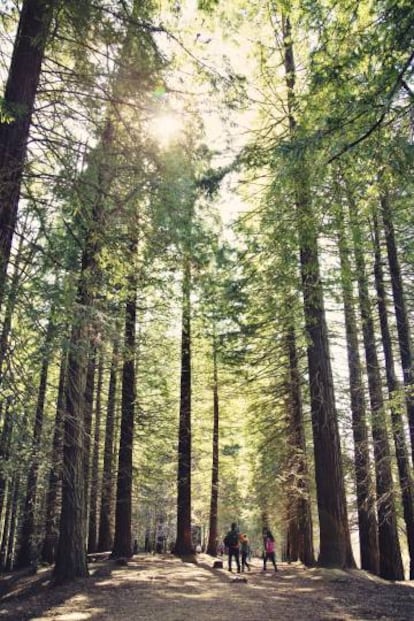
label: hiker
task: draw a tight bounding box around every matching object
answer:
[263,529,278,572]
[224,522,241,572]
[240,533,251,572]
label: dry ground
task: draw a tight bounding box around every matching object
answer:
[1,553,414,621]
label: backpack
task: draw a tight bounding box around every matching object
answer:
[224,530,239,548]
[265,537,275,553]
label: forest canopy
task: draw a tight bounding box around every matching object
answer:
[0,0,413,584]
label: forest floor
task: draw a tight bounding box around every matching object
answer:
[0,553,414,621]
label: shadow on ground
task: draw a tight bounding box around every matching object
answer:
[0,554,413,620]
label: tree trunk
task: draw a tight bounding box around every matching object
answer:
[5,471,21,571]
[88,350,103,553]
[380,187,414,465]
[282,12,354,568]
[336,197,379,574]
[0,220,29,397]
[206,334,219,556]
[53,307,90,582]
[17,315,55,568]
[0,0,54,307]
[0,399,14,550]
[373,212,414,580]
[0,398,13,497]
[175,257,193,556]
[41,348,66,564]
[98,338,118,552]
[84,344,97,521]
[0,471,14,571]
[285,325,315,566]
[349,195,404,580]
[53,119,113,584]
[113,244,137,559]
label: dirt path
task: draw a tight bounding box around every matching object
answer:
[1,554,414,620]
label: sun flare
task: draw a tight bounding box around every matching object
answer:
[149,113,183,146]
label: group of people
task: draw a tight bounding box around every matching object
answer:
[223,522,278,573]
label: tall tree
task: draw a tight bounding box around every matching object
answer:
[16,313,56,568]
[206,333,220,556]
[53,120,114,583]
[335,192,379,575]
[348,188,404,580]
[175,254,193,555]
[112,237,138,559]
[88,349,103,553]
[373,210,414,580]
[42,348,66,564]
[380,184,414,464]
[284,324,315,567]
[0,0,55,308]
[97,337,119,552]
[281,11,355,568]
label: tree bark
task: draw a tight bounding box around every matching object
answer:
[88,350,103,553]
[373,212,414,580]
[336,197,379,574]
[98,338,118,552]
[0,220,29,398]
[4,472,21,571]
[380,187,414,465]
[0,469,14,571]
[175,257,193,556]
[285,325,315,566]
[17,315,55,568]
[206,334,219,556]
[282,12,354,568]
[83,344,97,520]
[0,399,14,544]
[53,292,91,583]
[0,0,55,307]
[53,119,113,584]
[349,194,404,580]
[42,348,66,564]
[112,241,137,559]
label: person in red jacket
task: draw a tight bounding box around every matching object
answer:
[263,529,278,572]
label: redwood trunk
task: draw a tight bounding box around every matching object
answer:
[286,325,315,566]
[84,345,97,517]
[0,0,54,306]
[336,198,379,574]
[17,316,55,568]
[282,13,354,568]
[42,349,66,564]
[0,400,14,542]
[113,255,137,559]
[349,197,404,580]
[53,120,112,583]
[380,189,414,465]
[88,351,103,553]
[175,258,193,556]
[206,335,219,556]
[98,338,118,552]
[373,213,414,580]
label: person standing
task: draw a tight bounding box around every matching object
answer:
[224,522,240,572]
[240,533,251,572]
[263,529,278,572]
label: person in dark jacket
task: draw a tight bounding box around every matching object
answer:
[224,522,240,572]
